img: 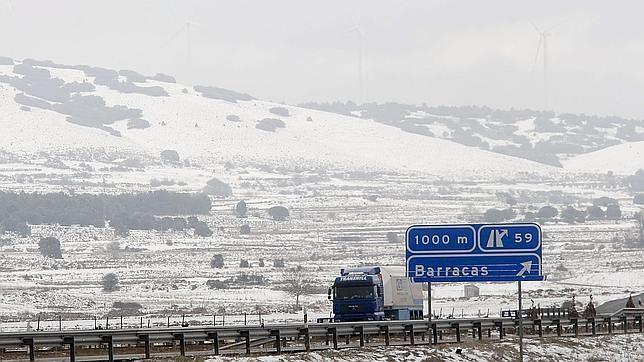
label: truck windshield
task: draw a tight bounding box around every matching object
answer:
[334,286,375,300]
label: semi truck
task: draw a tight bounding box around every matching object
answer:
[328,266,424,322]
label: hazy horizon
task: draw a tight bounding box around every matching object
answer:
[1,0,643,119]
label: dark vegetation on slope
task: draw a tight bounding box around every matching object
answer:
[193,85,255,103]
[203,177,233,197]
[147,73,176,83]
[127,118,151,129]
[226,114,241,122]
[2,62,145,135]
[300,101,644,167]
[0,56,14,65]
[482,194,626,224]
[0,190,212,237]
[0,57,182,135]
[256,118,286,132]
[267,206,289,221]
[269,106,290,117]
[87,66,168,96]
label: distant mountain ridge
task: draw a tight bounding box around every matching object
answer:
[299,101,644,168]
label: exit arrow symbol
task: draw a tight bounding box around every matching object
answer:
[516,261,532,277]
[486,229,509,248]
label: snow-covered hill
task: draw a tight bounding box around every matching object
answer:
[0,57,559,179]
[301,102,644,168]
[563,141,644,174]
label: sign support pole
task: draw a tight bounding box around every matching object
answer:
[518,281,524,362]
[427,281,432,344]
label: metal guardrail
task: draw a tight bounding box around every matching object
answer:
[1,313,643,361]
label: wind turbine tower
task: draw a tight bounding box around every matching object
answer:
[541,30,549,111]
[186,21,192,68]
[347,25,365,104]
[531,22,556,111]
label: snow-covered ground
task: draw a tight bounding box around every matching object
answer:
[0,161,641,332]
[0,59,643,349]
[563,141,644,174]
[0,62,559,180]
[203,334,644,361]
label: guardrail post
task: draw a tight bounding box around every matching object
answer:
[408,324,415,346]
[358,326,365,347]
[555,320,562,337]
[637,316,643,333]
[572,319,578,337]
[271,330,282,354]
[63,337,76,362]
[432,323,438,344]
[330,327,338,349]
[303,327,311,352]
[495,321,503,339]
[451,322,461,343]
[174,333,186,356]
[22,338,35,362]
[102,335,114,362]
[207,332,219,355]
[606,317,613,334]
[621,316,628,334]
[474,322,482,340]
[535,320,542,337]
[590,319,596,336]
[139,335,150,359]
[381,325,390,346]
[241,330,251,354]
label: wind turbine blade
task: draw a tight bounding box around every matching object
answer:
[529,20,540,33]
[187,20,206,31]
[159,23,187,50]
[0,0,14,16]
[546,18,568,32]
[531,36,542,74]
[344,25,359,34]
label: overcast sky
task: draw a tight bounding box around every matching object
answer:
[1,0,643,118]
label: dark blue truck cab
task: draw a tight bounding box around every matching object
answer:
[328,266,423,322]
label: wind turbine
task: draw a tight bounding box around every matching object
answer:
[346,24,365,104]
[531,22,551,111]
[154,20,206,77]
[530,20,565,111]
[183,21,206,68]
[0,0,13,16]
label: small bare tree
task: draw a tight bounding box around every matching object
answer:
[102,273,119,292]
[283,266,315,308]
[105,241,120,257]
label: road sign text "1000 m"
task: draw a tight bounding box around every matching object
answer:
[405,223,543,283]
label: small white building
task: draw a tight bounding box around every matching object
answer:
[464,284,480,298]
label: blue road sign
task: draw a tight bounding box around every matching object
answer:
[406,223,543,283]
